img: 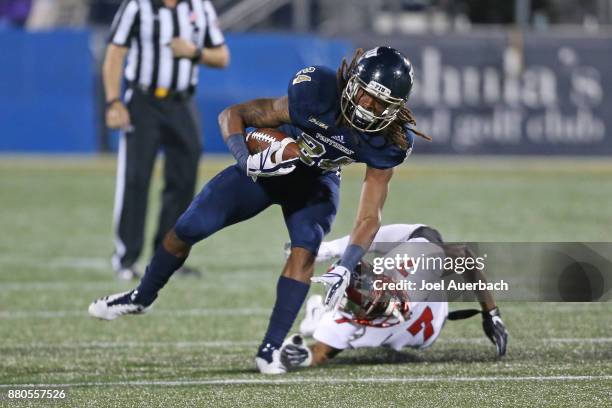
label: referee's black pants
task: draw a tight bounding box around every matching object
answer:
[112,88,202,271]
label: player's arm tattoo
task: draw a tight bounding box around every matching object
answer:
[218,96,290,142]
[239,97,291,128]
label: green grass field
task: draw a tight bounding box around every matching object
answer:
[1,156,611,407]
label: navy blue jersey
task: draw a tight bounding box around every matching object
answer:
[285,65,413,171]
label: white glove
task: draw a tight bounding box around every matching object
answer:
[311,265,351,312]
[246,140,298,181]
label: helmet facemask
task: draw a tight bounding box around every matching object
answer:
[341,75,406,133]
[342,259,412,327]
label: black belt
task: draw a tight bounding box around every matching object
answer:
[131,84,193,101]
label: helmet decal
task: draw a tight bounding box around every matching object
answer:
[367,81,392,97]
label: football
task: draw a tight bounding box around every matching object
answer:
[245,128,300,163]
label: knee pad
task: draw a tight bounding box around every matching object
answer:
[290,223,325,254]
[174,209,220,245]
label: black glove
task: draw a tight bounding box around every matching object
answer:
[482,307,508,357]
[280,335,312,369]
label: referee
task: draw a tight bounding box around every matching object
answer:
[104,0,229,280]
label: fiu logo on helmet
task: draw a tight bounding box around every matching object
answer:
[367,81,391,96]
[293,75,311,85]
[363,47,379,59]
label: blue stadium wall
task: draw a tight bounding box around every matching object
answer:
[2,29,612,155]
[0,30,352,154]
[0,30,98,153]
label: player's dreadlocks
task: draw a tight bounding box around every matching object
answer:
[337,48,431,150]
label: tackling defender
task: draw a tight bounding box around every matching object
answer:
[283,224,509,369]
[88,47,429,374]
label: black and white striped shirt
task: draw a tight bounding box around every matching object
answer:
[109,0,225,93]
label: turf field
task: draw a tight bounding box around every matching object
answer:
[0,155,611,407]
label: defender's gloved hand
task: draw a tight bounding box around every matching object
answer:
[311,265,351,312]
[280,334,312,369]
[482,307,508,357]
[246,141,298,181]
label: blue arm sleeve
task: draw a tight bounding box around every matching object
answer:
[226,133,249,171]
[339,244,366,271]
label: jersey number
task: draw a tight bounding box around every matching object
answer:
[298,133,355,171]
[298,133,325,167]
[407,306,434,341]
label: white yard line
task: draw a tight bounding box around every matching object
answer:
[0,375,610,388]
[2,338,611,350]
[438,337,612,344]
[0,274,271,291]
[0,308,269,319]
[0,282,120,291]
[2,340,260,349]
[0,257,109,271]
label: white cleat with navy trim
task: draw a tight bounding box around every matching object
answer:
[88,290,150,321]
[255,343,287,375]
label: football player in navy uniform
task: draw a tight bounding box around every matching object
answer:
[88,47,430,374]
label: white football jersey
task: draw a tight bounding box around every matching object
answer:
[313,300,448,351]
[313,231,448,351]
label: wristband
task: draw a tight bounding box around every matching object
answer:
[191,48,203,62]
[226,133,249,171]
[339,244,366,271]
[106,98,121,108]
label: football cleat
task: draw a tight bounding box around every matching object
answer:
[88,290,151,321]
[299,295,325,337]
[255,343,287,375]
[280,334,312,370]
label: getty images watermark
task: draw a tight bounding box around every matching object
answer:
[370,248,509,292]
[361,242,612,301]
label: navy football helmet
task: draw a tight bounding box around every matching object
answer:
[341,46,414,133]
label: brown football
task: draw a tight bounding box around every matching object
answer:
[245,128,300,163]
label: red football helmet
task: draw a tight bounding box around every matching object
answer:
[341,259,411,327]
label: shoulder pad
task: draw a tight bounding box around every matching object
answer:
[287,66,339,128]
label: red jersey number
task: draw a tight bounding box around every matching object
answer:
[407,306,434,341]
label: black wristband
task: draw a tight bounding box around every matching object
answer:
[106,98,121,108]
[191,48,203,62]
